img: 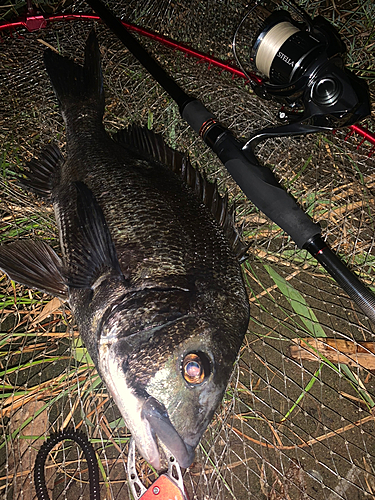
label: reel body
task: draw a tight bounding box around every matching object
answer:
[233,0,371,147]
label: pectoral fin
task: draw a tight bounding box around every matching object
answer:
[67,181,123,289]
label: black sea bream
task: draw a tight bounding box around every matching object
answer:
[0,31,249,469]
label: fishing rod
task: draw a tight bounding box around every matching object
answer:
[2,6,375,153]
[83,0,375,324]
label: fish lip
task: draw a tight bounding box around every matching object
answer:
[141,396,195,469]
[98,338,194,470]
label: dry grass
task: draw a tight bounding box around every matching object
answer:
[0,0,375,498]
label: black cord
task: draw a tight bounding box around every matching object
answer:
[34,429,100,500]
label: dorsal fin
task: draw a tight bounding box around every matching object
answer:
[113,125,248,261]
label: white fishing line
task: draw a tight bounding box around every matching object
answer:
[255,21,299,77]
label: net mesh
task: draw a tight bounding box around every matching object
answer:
[1,0,375,498]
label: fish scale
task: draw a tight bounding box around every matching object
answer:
[82,149,237,291]
[0,30,249,471]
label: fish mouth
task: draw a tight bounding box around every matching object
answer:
[141,396,195,469]
[98,339,195,470]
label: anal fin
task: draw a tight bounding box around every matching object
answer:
[20,144,63,199]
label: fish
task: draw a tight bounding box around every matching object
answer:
[0,31,249,470]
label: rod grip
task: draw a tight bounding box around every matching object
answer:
[182,100,320,248]
[180,99,216,133]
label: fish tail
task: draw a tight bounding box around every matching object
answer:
[43,30,104,120]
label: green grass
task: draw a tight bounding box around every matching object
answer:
[0,1,374,496]
[263,263,375,412]
[0,0,69,21]
[303,0,375,85]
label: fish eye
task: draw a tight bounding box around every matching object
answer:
[182,352,211,385]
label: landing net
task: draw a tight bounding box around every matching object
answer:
[1,0,375,498]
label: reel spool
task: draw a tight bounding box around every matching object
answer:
[233,0,371,147]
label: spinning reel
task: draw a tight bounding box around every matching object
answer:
[233,0,371,147]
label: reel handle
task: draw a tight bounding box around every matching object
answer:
[87,0,375,324]
[243,121,322,149]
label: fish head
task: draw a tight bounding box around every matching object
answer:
[144,324,236,463]
[97,291,247,470]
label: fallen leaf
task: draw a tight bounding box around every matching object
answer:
[31,297,63,326]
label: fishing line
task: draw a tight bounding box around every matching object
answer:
[253,22,300,78]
